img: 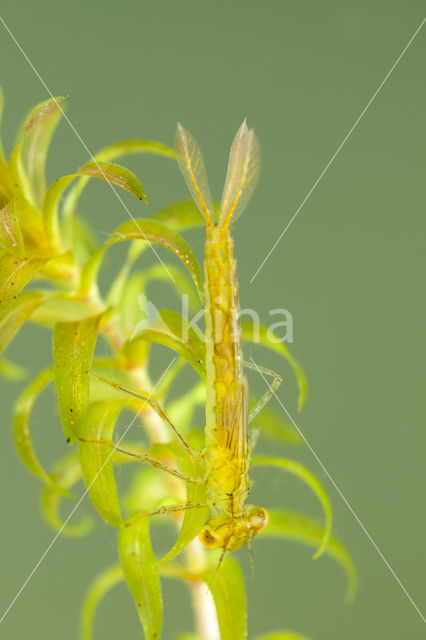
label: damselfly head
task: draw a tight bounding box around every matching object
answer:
[198,505,268,552]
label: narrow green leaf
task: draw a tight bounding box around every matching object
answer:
[79,161,148,202]
[0,88,13,206]
[108,219,203,300]
[78,219,203,303]
[117,264,199,341]
[9,96,66,207]
[153,201,206,230]
[242,321,308,410]
[42,174,76,251]
[71,214,98,265]
[13,367,53,482]
[12,194,48,253]
[105,241,145,308]
[118,518,163,640]
[81,564,124,640]
[0,86,5,161]
[158,435,208,565]
[76,248,104,301]
[144,263,200,311]
[78,401,124,527]
[252,456,332,558]
[62,138,174,230]
[123,467,171,516]
[262,510,357,602]
[0,165,11,208]
[0,355,26,380]
[160,554,246,640]
[43,160,148,252]
[41,450,93,536]
[206,555,246,640]
[127,309,205,378]
[94,138,175,163]
[0,252,47,321]
[165,381,205,431]
[38,250,77,284]
[249,399,301,445]
[0,290,48,353]
[254,632,310,640]
[0,199,25,256]
[31,295,93,326]
[53,313,102,443]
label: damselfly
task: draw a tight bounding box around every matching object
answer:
[88,121,282,559]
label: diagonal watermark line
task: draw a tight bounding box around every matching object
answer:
[249,356,426,624]
[0,15,176,284]
[0,358,175,626]
[250,17,426,283]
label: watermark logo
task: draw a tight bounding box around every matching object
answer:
[132,294,293,344]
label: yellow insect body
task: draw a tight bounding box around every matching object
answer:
[175,120,268,552]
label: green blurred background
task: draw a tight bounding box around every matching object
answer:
[0,1,425,638]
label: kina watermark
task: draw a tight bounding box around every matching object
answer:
[132,294,294,344]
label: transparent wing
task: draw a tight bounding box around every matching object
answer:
[175,123,215,226]
[219,120,261,228]
[220,377,249,472]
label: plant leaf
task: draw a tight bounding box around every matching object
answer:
[12,194,48,253]
[241,321,307,410]
[252,456,332,558]
[41,450,93,536]
[30,295,92,326]
[127,309,205,378]
[153,201,206,230]
[0,199,25,256]
[158,435,208,565]
[62,138,174,229]
[9,96,66,207]
[42,174,76,251]
[0,89,14,206]
[116,264,199,343]
[79,161,148,202]
[78,219,203,303]
[254,632,310,640]
[0,252,47,321]
[118,518,163,640]
[0,86,5,161]
[261,510,357,602]
[0,355,26,380]
[53,313,102,443]
[13,367,53,483]
[165,381,205,431]
[43,160,149,253]
[205,555,246,640]
[94,138,175,163]
[78,401,124,527]
[0,290,49,353]
[249,398,301,445]
[108,219,203,300]
[81,564,124,640]
[160,553,246,640]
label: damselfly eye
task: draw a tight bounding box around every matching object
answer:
[199,528,222,549]
[248,506,269,534]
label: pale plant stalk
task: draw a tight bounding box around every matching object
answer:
[102,312,219,640]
